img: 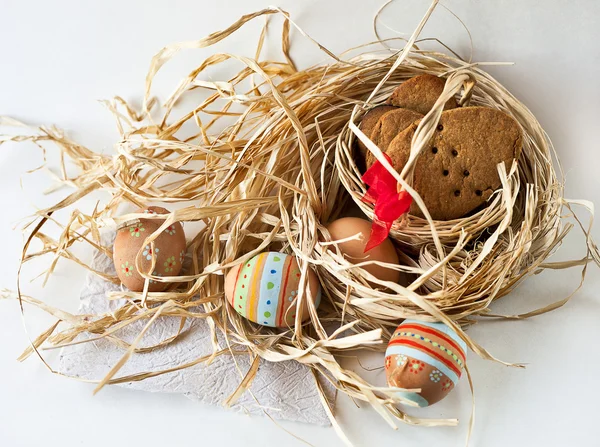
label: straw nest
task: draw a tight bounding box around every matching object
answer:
[3,3,599,443]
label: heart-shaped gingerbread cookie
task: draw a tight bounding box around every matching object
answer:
[356,105,397,159]
[370,108,423,153]
[386,74,457,115]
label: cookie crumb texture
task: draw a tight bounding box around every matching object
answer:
[376,107,523,220]
[386,74,457,115]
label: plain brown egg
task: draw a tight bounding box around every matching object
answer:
[326,217,400,284]
[113,206,186,292]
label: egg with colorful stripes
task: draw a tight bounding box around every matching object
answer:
[385,319,467,407]
[224,252,321,327]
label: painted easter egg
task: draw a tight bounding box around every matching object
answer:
[385,319,467,407]
[224,252,321,327]
[326,217,400,284]
[113,206,186,292]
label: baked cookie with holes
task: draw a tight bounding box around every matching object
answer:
[356,105,398,160]
[370,108,423,153]
[367,106,522,220]
[386,74,458,115]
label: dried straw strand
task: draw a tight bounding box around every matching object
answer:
[2,2,599,445]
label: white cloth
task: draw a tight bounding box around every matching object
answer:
[59,232,335,425]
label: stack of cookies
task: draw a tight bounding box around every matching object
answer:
[356,74,522,221]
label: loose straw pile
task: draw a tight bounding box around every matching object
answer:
[2,2,599,444]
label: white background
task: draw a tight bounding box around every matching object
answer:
[1,1,599,446]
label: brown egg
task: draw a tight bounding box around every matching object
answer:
[326,217,400,284]
[113,206,186,292]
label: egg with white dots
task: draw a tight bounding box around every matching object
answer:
[224,252,321,327]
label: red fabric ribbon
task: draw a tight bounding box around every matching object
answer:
[361,154,412,252]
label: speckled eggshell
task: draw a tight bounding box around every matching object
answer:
[224,252,321,327]
[113,206,186,292]
[385,319,467,407]
[325,217,400,284]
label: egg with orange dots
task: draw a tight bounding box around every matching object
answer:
[112,206,186,292]
[325,217,400,284]
[224,252,321,327]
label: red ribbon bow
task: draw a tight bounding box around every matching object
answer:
[361,154,412,252]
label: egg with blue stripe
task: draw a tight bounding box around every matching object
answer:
[224,252,321,327]
[385,319,467,407]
